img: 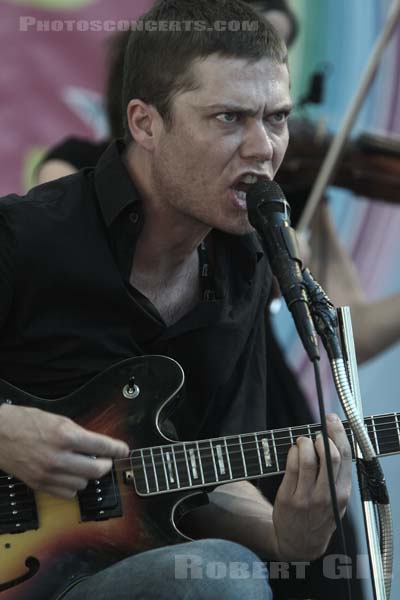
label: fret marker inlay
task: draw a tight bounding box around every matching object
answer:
[216,445,226,475]
[261,438,272,468]
[270,431,279,468]
[289,428,294,447]
[165,452,175,483]
[224,438,233,479]
[188,449,198,480]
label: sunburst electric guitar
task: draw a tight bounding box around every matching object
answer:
[0,355,398,599]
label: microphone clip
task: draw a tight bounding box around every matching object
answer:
[302,268,343,360]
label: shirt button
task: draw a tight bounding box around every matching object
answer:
[129,212,139,224]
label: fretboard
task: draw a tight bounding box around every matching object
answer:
[131,412,400,496]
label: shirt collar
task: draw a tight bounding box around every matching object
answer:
[95,140,140,227]
[227,231,265,273]
[242,232,264,263]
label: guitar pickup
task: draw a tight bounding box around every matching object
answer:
[78,466,122,522]
[0,473,38,534]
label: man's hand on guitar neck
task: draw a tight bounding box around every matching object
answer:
[179,414,352,564]
[0,404,129,499]
[272,413,353,561]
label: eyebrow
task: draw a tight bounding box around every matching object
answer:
[202,102,293,116]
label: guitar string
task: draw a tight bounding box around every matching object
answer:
[0,411,395,484]
[124,425,398,483]
[0,436,395,523]
[0,424,397,507]
[0,428,398,520]
[0,446,285,521]
[0,440,362,521]
[0,421,397,488]
[0,416,397,521]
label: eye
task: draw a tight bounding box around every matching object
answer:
[216,112,239,124]
[270,111,290,124]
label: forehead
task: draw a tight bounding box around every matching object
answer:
[179,54,290,111]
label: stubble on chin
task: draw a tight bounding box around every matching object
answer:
[218,214,255,237]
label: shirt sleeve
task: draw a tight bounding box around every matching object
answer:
[0,207,15,331]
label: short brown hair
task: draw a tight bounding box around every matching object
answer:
[122,0,288,142]
[105,31,130,139]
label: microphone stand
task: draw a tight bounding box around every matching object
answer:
[245,182,393,598]
[303,269,393,599]
[337,307,393,600]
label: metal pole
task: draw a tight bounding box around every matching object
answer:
[337,307,389,600]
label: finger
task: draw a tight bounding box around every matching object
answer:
[66,425,129,458]
[293,436,318,497]
[36,472,89,493]
[40,484,81,500]
[277,444,299,499]
[325,414,353,506]
[314,434,341,492]
[325,414,352,464]
[54,452,114,481]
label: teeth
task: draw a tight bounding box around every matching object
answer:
[240,174,258,184]
[235,190,247,201]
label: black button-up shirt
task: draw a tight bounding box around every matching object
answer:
[0,142,272,440]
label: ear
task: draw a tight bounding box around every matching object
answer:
[126,99,161,151]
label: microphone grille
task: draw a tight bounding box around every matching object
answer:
[246,180,285,209]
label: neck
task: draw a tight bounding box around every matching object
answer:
[124,144,211,274]
[130,412,400,496]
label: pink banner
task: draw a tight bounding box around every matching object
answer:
[0,0,152,196]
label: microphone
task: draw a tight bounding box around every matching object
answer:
[246,180,320,361]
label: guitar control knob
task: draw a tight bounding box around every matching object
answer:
[0,398,13,406]
[123,376,140,399]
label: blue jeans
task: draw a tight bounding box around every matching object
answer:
[61,539,273,599]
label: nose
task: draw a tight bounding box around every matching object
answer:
[240,120,274,163]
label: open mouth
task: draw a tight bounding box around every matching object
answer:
[230,174,262,209]
[232,183,250,207]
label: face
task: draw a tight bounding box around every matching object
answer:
[149,54,291,236]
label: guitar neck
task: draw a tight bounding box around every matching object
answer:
[131,413,400,496]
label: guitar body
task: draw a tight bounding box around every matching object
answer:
[0,355,203,600]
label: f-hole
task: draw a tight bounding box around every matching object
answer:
[0,556,40,591]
